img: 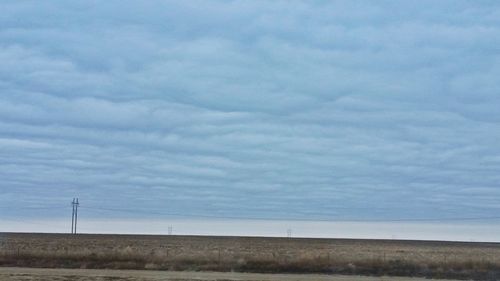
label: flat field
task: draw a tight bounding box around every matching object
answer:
[1,233,499,280]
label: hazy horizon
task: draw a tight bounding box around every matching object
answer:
[2,219,500,243]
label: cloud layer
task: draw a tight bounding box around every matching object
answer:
[1,1,500,221]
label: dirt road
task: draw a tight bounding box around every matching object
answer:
[0,267,459,281]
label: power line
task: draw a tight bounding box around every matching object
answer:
[79,205,500,223]
[4,200,500,227]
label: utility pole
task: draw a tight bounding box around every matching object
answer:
[74,198,79,234]
[71,198,80,234]
[71,198,75,234]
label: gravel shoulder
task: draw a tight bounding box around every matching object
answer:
[0,267,459,281]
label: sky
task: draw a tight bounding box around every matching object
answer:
[1,1,500,234]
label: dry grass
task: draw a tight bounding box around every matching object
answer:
[1,233,500,280]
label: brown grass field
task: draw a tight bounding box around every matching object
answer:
[1,233,500,280]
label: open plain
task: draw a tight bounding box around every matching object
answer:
[1,233,500,280]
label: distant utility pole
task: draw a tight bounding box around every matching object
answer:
[287,228,292,238]
[168,226,173,235]
[71,198,75,234]
[71,198,80,234]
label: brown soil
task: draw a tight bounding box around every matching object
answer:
[0,267,460,281]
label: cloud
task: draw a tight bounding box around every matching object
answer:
[0,1,499,223]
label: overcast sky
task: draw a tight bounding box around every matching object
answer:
[1,1,500,225]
